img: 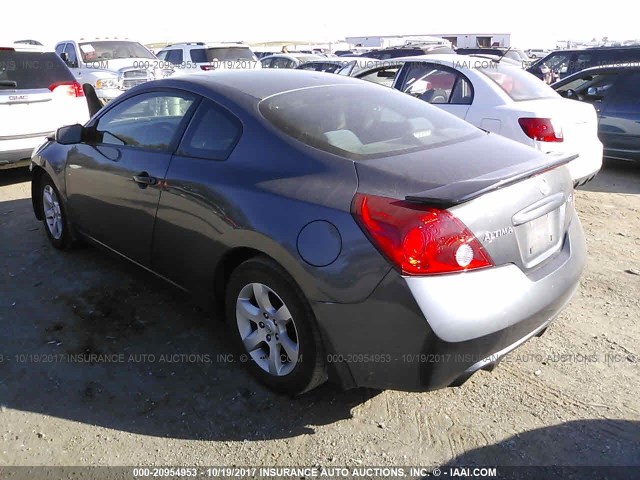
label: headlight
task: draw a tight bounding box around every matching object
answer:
[95,78,119,89]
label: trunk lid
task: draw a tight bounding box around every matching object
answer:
[354,133,575,271]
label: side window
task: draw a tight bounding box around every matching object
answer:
[401,63,459,104]
[63,43,78,68]
[96,91,196,151]
[156,50,168,61]
[606,72,640,110]
[567,73,618,101]
[55,43,65,57]
[297,63,317,71]
[165,49,184,65]
[190,49,207,63]
[261,57,273,68]
[358,66,400,87]
[574,53,594,72]
[272,57,291,69]
[449,76,474,104]
[178,100,242,160]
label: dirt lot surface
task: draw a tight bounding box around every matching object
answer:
[0,162,638,471]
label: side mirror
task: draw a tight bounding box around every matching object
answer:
[586,87,605,100]
[60,52,68,62]
[55,124,85,145]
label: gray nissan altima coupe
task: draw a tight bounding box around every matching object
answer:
[31,70,586,395]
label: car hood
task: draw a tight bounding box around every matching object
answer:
[85,58,156,72]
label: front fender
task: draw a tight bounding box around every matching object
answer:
[31,142,71,219]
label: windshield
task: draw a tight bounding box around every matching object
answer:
[479,64,558,101]
[555,72,618,96]
[259,83,481,160]
[79,41,155,62]
[191,47,257,63]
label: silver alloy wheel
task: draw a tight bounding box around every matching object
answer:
[43,185,63,240]
[236,282,300,376]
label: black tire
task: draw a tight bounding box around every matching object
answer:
[39,175,74,249]
[225,256,327,395]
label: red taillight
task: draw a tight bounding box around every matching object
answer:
[352,193,493,275]
[48,81,85,97]
[200,65,215,71]
[518,117,563,142]
[0,47,16,51]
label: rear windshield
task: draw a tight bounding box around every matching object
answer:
[0,51,75,89]
[190,47,257,63]
[479,64,558,101]
[259,83,481,160]
[78,41,155,62]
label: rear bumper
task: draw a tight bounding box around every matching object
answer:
[541,139,603,185]
[0,146,38,169]
[312,216,586,391]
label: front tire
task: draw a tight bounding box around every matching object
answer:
[225,256,327,395]
[40,177,72,249]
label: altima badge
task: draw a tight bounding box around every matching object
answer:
[483,227,514,243]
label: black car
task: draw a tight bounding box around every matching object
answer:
[358,44,453,60]
[456,47,531,66]
[552,64,640,163]
[528,46,640,83]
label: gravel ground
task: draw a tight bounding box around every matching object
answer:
[0,162,638,472]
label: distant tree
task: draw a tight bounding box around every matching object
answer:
[602,36,609,43]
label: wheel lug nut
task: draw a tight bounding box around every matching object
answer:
[266,335,271,342]
[263,312,269,319]
[259,322,265,328]
[275,335,279,340]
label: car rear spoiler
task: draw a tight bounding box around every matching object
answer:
[405,152,578,208]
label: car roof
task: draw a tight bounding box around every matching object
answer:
[557,63,640,77]
[153,69,377,103]
[389,53,522,69]
[0,44,49,52]
[59,38,140,43]
[388,53,465,65]
[163,42,248,49]
[262,53,322,60]
[545,46,640,53]
[302,56,364,64]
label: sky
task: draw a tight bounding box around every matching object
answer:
[2,1,637,49]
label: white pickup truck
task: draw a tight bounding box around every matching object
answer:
[54,39,172,103]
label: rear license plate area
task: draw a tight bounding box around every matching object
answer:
[519,207,564,268]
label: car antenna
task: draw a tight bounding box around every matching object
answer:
[494,47,512,63]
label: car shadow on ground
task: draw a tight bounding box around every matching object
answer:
[439,420,639,479]
[578,160,639,195]
[0,167,31,187]
[0,198,381,441]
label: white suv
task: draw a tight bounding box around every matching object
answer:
[54,38,171,104]
[156,42,261,75]
[0,44,89,170]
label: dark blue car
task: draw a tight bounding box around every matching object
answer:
[553,64,640,163]
[31,70,585,394]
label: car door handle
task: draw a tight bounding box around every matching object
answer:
[132,173,157,188]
